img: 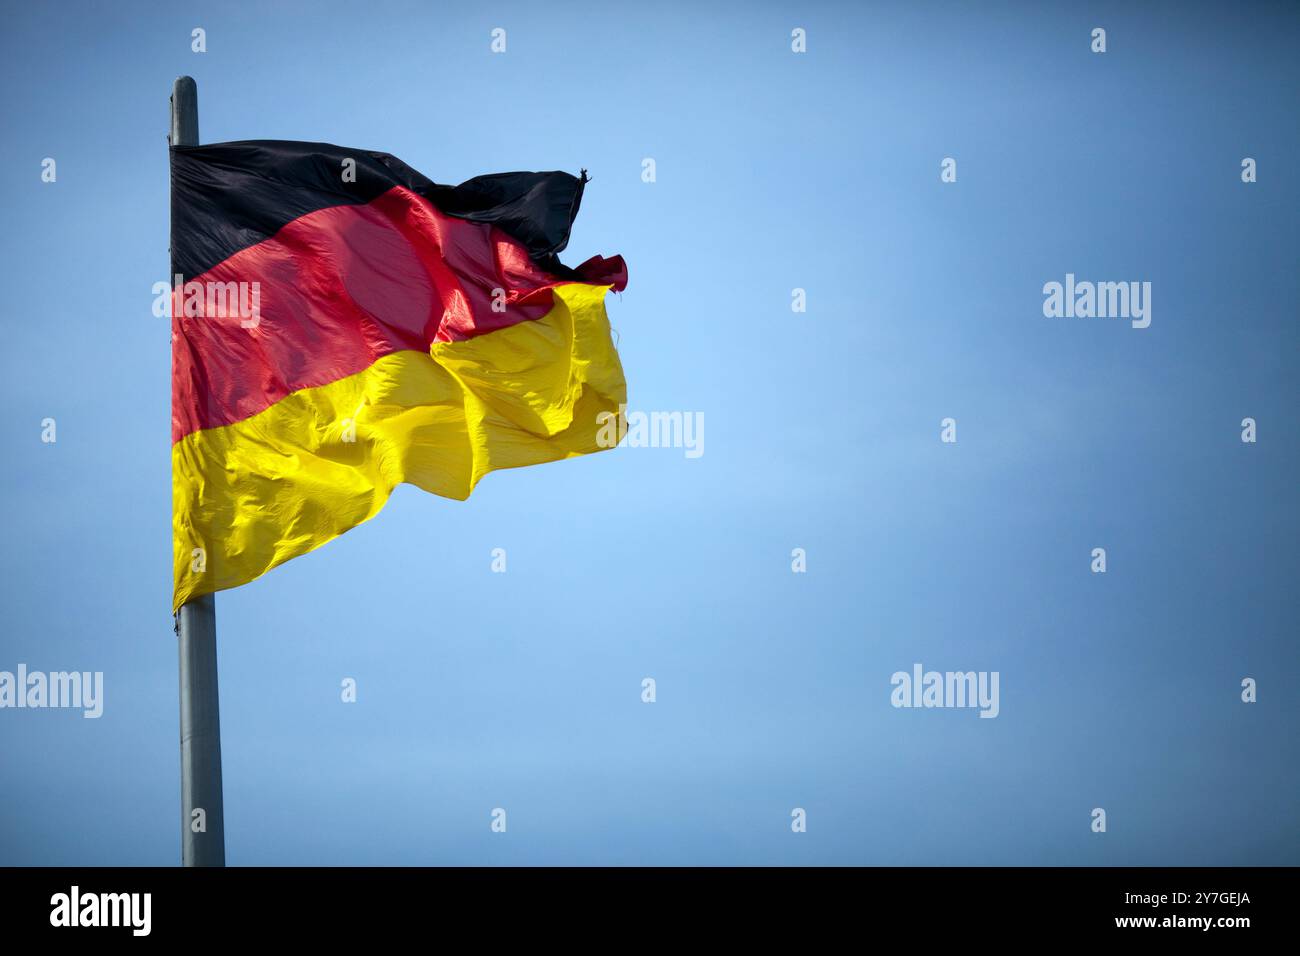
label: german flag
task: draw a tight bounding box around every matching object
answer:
[170,141,627,609]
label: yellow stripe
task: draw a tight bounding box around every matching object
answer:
[172,282,625,608]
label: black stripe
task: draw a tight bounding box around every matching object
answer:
[170,139,587,279]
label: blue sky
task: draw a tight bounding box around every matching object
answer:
[0,0,1296,865]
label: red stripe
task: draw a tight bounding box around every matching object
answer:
[171,185,603,443]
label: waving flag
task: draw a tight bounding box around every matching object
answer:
[170,141,627,609]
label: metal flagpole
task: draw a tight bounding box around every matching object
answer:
[171,75,226,867]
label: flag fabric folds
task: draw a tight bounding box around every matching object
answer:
[170,140,628,609]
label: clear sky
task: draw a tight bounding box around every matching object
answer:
[0,0,1295,865]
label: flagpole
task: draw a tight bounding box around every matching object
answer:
[171,75,226,867]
